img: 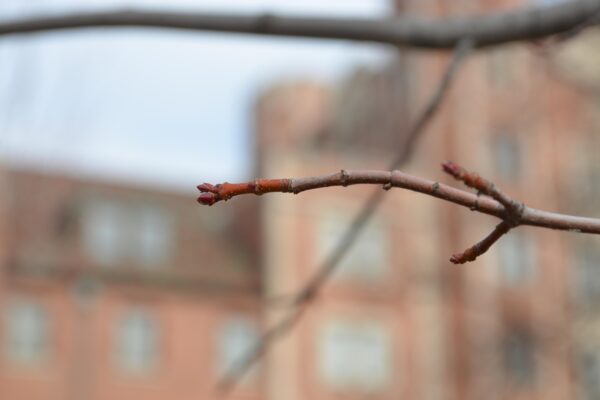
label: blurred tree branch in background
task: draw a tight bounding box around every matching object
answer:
[0,0,599,49]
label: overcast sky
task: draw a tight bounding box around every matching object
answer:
[0,0,392,192]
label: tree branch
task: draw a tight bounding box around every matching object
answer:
[1,1,599,48]
[197,166,600,237]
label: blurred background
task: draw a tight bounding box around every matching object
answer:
[1,0,600,399]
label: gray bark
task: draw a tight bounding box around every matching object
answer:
[0,0,599,49]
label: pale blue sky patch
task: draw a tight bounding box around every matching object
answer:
[0,0,393,192]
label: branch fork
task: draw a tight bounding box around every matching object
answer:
[441,161,524,264]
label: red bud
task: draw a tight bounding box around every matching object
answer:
[197,183,216,193]
[197,193,217,206]
[449,253,462,264]
[442,161,461,177]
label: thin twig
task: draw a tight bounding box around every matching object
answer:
[1,1,600,48]
[450,221,512,264]
[215,40,473,390]
[392,39,474,168]
[442,161,524,223]
[217,307,305,392]
[198,167,600,236]
[442,162,525,263]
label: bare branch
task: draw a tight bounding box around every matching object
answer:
[1,1,599,48]
[198,167,600,236]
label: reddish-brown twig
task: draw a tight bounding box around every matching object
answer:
[197,180,291,205]
[441,161,524,224]
[441,161,525,264]
[449,221,512,264]
[198,167,600,236]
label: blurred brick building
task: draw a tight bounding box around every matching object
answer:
[0,168,264,400]
[2,2,600,400]
[252,2,600,400]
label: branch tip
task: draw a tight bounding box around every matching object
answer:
[442,161,490,192]
[449,249,477,264]
[441,161,462,177]
[197,182,224,205]
[197,183,216,192]
[196,192,218,206]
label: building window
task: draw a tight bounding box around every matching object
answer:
[5,300,49,365]
[83,201,125,266]
[318,211,388,282]
[492,134,522,181]
[115,309,159,374]
[319,320,391,393]
[83,200,175,268]
[498,231,536,285]
[137,205,174,267]
[217,318,259,382]
[502,331,536,387]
